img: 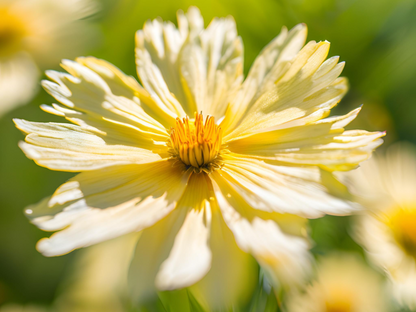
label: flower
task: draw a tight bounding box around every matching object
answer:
[0,0,98,117]
[54,233,140,312]
[344,143,416,309]
[285,253,387,312]
[16,7,384,308]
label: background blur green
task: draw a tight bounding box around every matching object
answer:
[1,0,416,310]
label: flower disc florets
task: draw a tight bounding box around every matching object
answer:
[169,112,223,172]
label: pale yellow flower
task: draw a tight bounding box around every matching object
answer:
[344,143,416,309]
[16,7,383,307]
[54,233,139,312]
[0,0,97,116]
[285,254,387,312]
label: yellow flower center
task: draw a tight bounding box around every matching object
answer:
[0,8,27,57]
[169,112,223,172]
[325,301,352,312]
[387,208,416,259]
[324,287,353,312]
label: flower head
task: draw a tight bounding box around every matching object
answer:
[285,254,387,312]
[0,0,98,116]
[168,112,224,171]
[345,143,416,309]
[16,7,384,308]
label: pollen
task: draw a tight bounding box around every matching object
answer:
[169,112,223,170]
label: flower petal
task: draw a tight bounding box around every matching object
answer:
[220,23,307,134]
[189,206,257,310]
[75,56,177,128]
[41,58,169,146]
[26,160,191,256]
[54,232,140,312]
[227,108,385,172]
[128,206,189,304]
[224,40,348,140]
[211,170,312,287]
[135,7,243,120]
[0,53,39,117]
[178,14,243,119]
[16,119,162,171]
[155,173,212,290]
[215,155,356,218]
[344,142,416,210]
[135,8,202,117]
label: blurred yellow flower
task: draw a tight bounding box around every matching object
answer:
[345,143,416,309]
[15,7,383,308]
[285,254,387,312]
[0,0,98,116]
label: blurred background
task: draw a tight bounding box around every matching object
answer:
[1,0,416,311]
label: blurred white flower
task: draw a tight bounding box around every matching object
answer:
[0,0,98,116]
[54,233,139,312]
[16,7,383,309]
[285,253,387,312]
[345,143,416,309]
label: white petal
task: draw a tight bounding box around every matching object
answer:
[27,160,191,256]
[14,0,99,67]
[189,207,257,310]
[135,8,202,117]
[128,206,189,303]
[220,24,307,134]
[16,120,162,171]
[156,173,212,290]
[0,53,39,117]
[212,171,312,287]
[224,40,348,139]
[135,7,243,120]
[353,215,416,309]
[54,233,140,311]
[178,15,243,118]
[227,107,384,172]
[344,142,416,210]
[215,155,357,218]
[42,59,168,147]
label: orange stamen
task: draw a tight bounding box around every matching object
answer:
[169,112,223,168]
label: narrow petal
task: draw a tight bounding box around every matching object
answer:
[178,14,243,118]
[128,206,189,304]
[224,40,348,140]
[211,170,312,287]
[135,7,243,119]
[220,23,307,134]
[75,56,177,128]
[135,7,202,117]
[228,106,361,144]
[26,160,191,256]
[16,119,162,171]
[227,108,385,172]
[41,59,169,148]
[215,155,357,218]
[155,173,212,290]
[189,207,258,311]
